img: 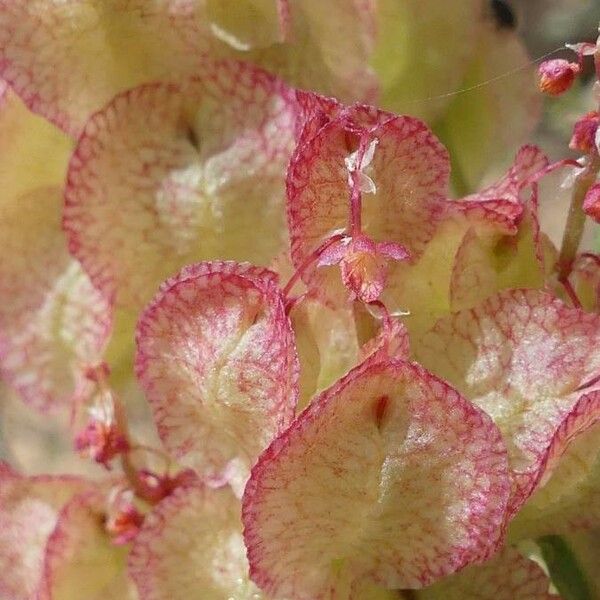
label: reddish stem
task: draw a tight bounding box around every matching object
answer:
[576,371,600,392]
[347,134,371,237]
[524,158,583,187]
[282,232,345,298]
[560,278,582,308]
[366,299,392,329]
[349,171,362,236]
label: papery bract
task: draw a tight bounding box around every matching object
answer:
[457,145,548,208]
[417,546,556,599]
[416,289,600,515]
[0,0,215,135]
[380,146,548,336]
[289,295,360,410]
[64,60,298,309]
[445,146,549,311]
[0,89,111,412]
[359,314,411,364]
[510,391,600,539]
[129,481,263,600]
[38,489,136,600]
[0,465,92,600]
[135,261,298,494]
[243,358,510,597]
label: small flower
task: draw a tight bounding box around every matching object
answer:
[84,361,111,384]
[134,468,197,504]
[105,491,145,545]
[318,234,410,303]
[74,403,130,468]
[569,111,599,154]
[583,182,600,223]
[538,59,580,96]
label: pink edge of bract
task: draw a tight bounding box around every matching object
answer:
[242,356,510,599]
[135,260,299,492]
[0,467,92,600]
[359,316,410,363]
[0,0,215,136]
[128,481,260,600]
[417,545,558,600]
[63,59,299,309]
[537,391,600,488]
[0,185,112,413]
[512,390,600,534]
[448,144,550,238]
[38,488,135,600]
[415,288,600,517]
[460,145,549,205]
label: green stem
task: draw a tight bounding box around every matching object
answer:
[538,535,593,600]
[557,157,600,281]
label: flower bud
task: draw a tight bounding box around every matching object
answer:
[569,111,599,154]
[538,59,580,96]
[84,361,111,383]
[583,182,600,223]
[135,468,197,504]
[106,497,144,545]
[74,405,130,468]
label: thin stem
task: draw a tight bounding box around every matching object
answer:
[560,278,582,308]
[282,232,345,298]
[129,443,172,469]
[349,173,362,236]
[284,292,307,316]
[366,299,392,329]
[576,371,600,392]
[347,133,372,236]
[524,158,582,187]
[557,156,600,281]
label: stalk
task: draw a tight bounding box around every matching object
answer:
[557,156,600,281]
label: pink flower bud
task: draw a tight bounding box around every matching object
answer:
[74,418,129,467]
[538,59,580,96]
[106,501,144,545]
[570,111,599,154]
[84,361,111,383]
[583,183,600,223]
[135,468,197,504]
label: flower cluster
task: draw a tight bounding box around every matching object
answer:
[0,2,599,599]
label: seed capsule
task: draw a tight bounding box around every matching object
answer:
[538,59,580,96]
